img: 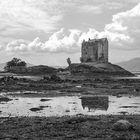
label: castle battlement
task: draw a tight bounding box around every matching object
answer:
[81,38,108,63]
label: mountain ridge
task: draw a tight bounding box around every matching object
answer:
[116,57,140,72]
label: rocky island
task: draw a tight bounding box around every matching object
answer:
[69,38,134,77]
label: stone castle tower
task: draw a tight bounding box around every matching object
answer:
[81,38,108,63]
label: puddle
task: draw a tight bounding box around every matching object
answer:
[40,99,51,102]
[0,95,140,117]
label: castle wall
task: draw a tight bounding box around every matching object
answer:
[81,38,108,63]
[97,42,103,60]
[97,38,108,63]
[82,42,98,62]
[102,38,108,63]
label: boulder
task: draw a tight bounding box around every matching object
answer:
[113,120,133,131]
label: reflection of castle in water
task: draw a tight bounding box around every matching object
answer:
[81,96,109,111]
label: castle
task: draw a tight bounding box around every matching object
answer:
[81,38,108,63]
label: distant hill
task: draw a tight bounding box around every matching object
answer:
[117,58,140,72]
[0,63,34,71]
[0,63,6,71]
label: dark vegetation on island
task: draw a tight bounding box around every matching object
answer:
[2,57,135,76]
[0,57,137,95]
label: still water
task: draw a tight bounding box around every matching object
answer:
[0,95,140,117]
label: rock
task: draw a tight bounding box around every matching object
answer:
[30,107,42,112]
[0,97,12,102]
[65,109,70,112]
[113,120,133,131]
[39,105,50,109]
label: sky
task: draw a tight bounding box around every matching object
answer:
[0,0,140,66]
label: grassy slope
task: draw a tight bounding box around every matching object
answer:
[70,62,134,76]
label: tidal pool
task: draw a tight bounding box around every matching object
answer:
[0,95,140,117]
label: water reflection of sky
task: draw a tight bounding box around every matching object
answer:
[0,96,140,117]
[115,75,140,79]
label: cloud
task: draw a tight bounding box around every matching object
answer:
[6,39,28,52]
[0,0,138,45]
[6,29,82,53]
[105,2,140,49]
[0,0,62,36]
[78,5,102,14]
[0,45,4,51]
[3,2,140,54]
[4,28,107,53]
[104,1,124,10]
[60,0,140,11]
